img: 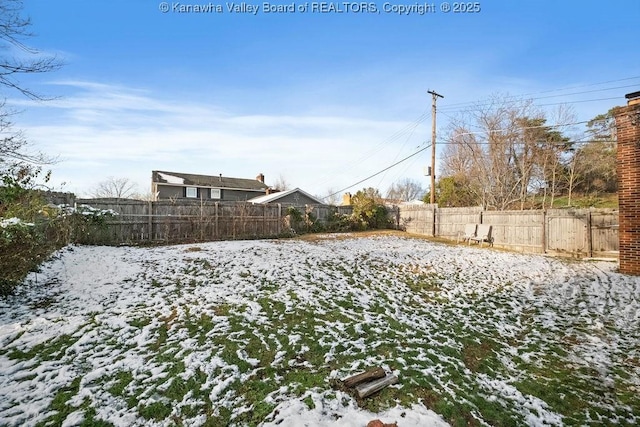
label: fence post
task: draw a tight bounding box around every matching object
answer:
[541,210,546,254]
[215,202,219,239]
[587,209,593,258]
[278,203,282,235]
[432,204,437,237]
[200,197,204,242]
[148,200,153,241]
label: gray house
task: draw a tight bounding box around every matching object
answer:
[151,170,269,201]
[249,187,325,206]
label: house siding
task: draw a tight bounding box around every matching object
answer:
[156,184,264,201]
[157,184,183,200]
[223,189,265,201]
[266,192,322,206]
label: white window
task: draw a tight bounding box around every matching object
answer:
[211,188,221,199]
[186,187,197,198]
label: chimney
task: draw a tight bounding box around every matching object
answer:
[219,173,222,182]
[256,173,265,183]
[615,91,640,275]
[341,192,352,206]
[626,91,640,106]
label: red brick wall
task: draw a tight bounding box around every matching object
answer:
[615,100,640,275]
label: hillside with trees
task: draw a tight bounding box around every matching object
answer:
[428,95,619,210]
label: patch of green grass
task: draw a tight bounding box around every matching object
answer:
[108,370,133,397]
[163,367,206,402]
[302,395,315,409]
[7,333,79,362]
[79,406,115,427]
[232,379,277,425]
[35,377,81,427]
[138,401,173,421]
[404,273,442,293]
[149,322,169,351]
[128,317,150,329]
[538,193,618,209]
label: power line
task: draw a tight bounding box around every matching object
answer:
[447,119,590,138]
[376,118,422,189]
[314,110,430,189]
[323,117,600,200]
[440,94,629,114]
[439,76,640,111]
[323,143,431,199]
[534,96,621,107]
[523,84,636,101]
[320,77,634,200]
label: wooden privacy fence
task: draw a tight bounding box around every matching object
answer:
[74,199,354,244]
[400,205,619,258]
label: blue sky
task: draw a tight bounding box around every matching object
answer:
[6,0,640,199]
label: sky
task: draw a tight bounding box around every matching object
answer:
[4,0,640,200]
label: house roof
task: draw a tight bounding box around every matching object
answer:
[249,188,325,205]
[152,170,268,191]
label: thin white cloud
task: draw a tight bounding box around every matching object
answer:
[16,80,426,197]
[14,76,622,198]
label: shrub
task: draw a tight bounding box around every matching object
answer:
[284,206,324,234]
[350,188,392,230]
[324,210,361,232]
[0,166,118,296]
[0,218,45,295]
[55,204,119,245]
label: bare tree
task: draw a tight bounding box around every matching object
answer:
[386,178,426,202]
[92,177,138,199]
[441,95,575,210]
[533,105,576,208]
[130,191,156,202]
[1,0,62,173]
[323,188,341,206]
[0,105,56,172]
[272,174,290,191]
[440,127,485,206]
[0,0,63,100]
[571,108,619,196]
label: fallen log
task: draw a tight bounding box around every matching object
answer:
[356,374,399,399]
[342,367,386,388]
[367,420,398,427]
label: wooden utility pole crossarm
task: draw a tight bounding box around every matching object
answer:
[428,90,444,205]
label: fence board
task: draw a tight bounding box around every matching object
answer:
[436,207,483,239]
[546,209,589,256]
[483,210,544,253]
[74,199,360,244]
[74,199,619,257]
[400,204,436,236]
[397,204,618,258]
[590,209,619,255]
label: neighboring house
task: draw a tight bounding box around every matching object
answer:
[151,170,269,201]
[249,188,326,206]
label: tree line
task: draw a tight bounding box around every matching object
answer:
[431,96,618,210]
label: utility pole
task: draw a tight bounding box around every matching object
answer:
[428,90,444,204]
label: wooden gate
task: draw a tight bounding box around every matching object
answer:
[546,209,589,256]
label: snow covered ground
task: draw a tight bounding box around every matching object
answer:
[1,234,639,426]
